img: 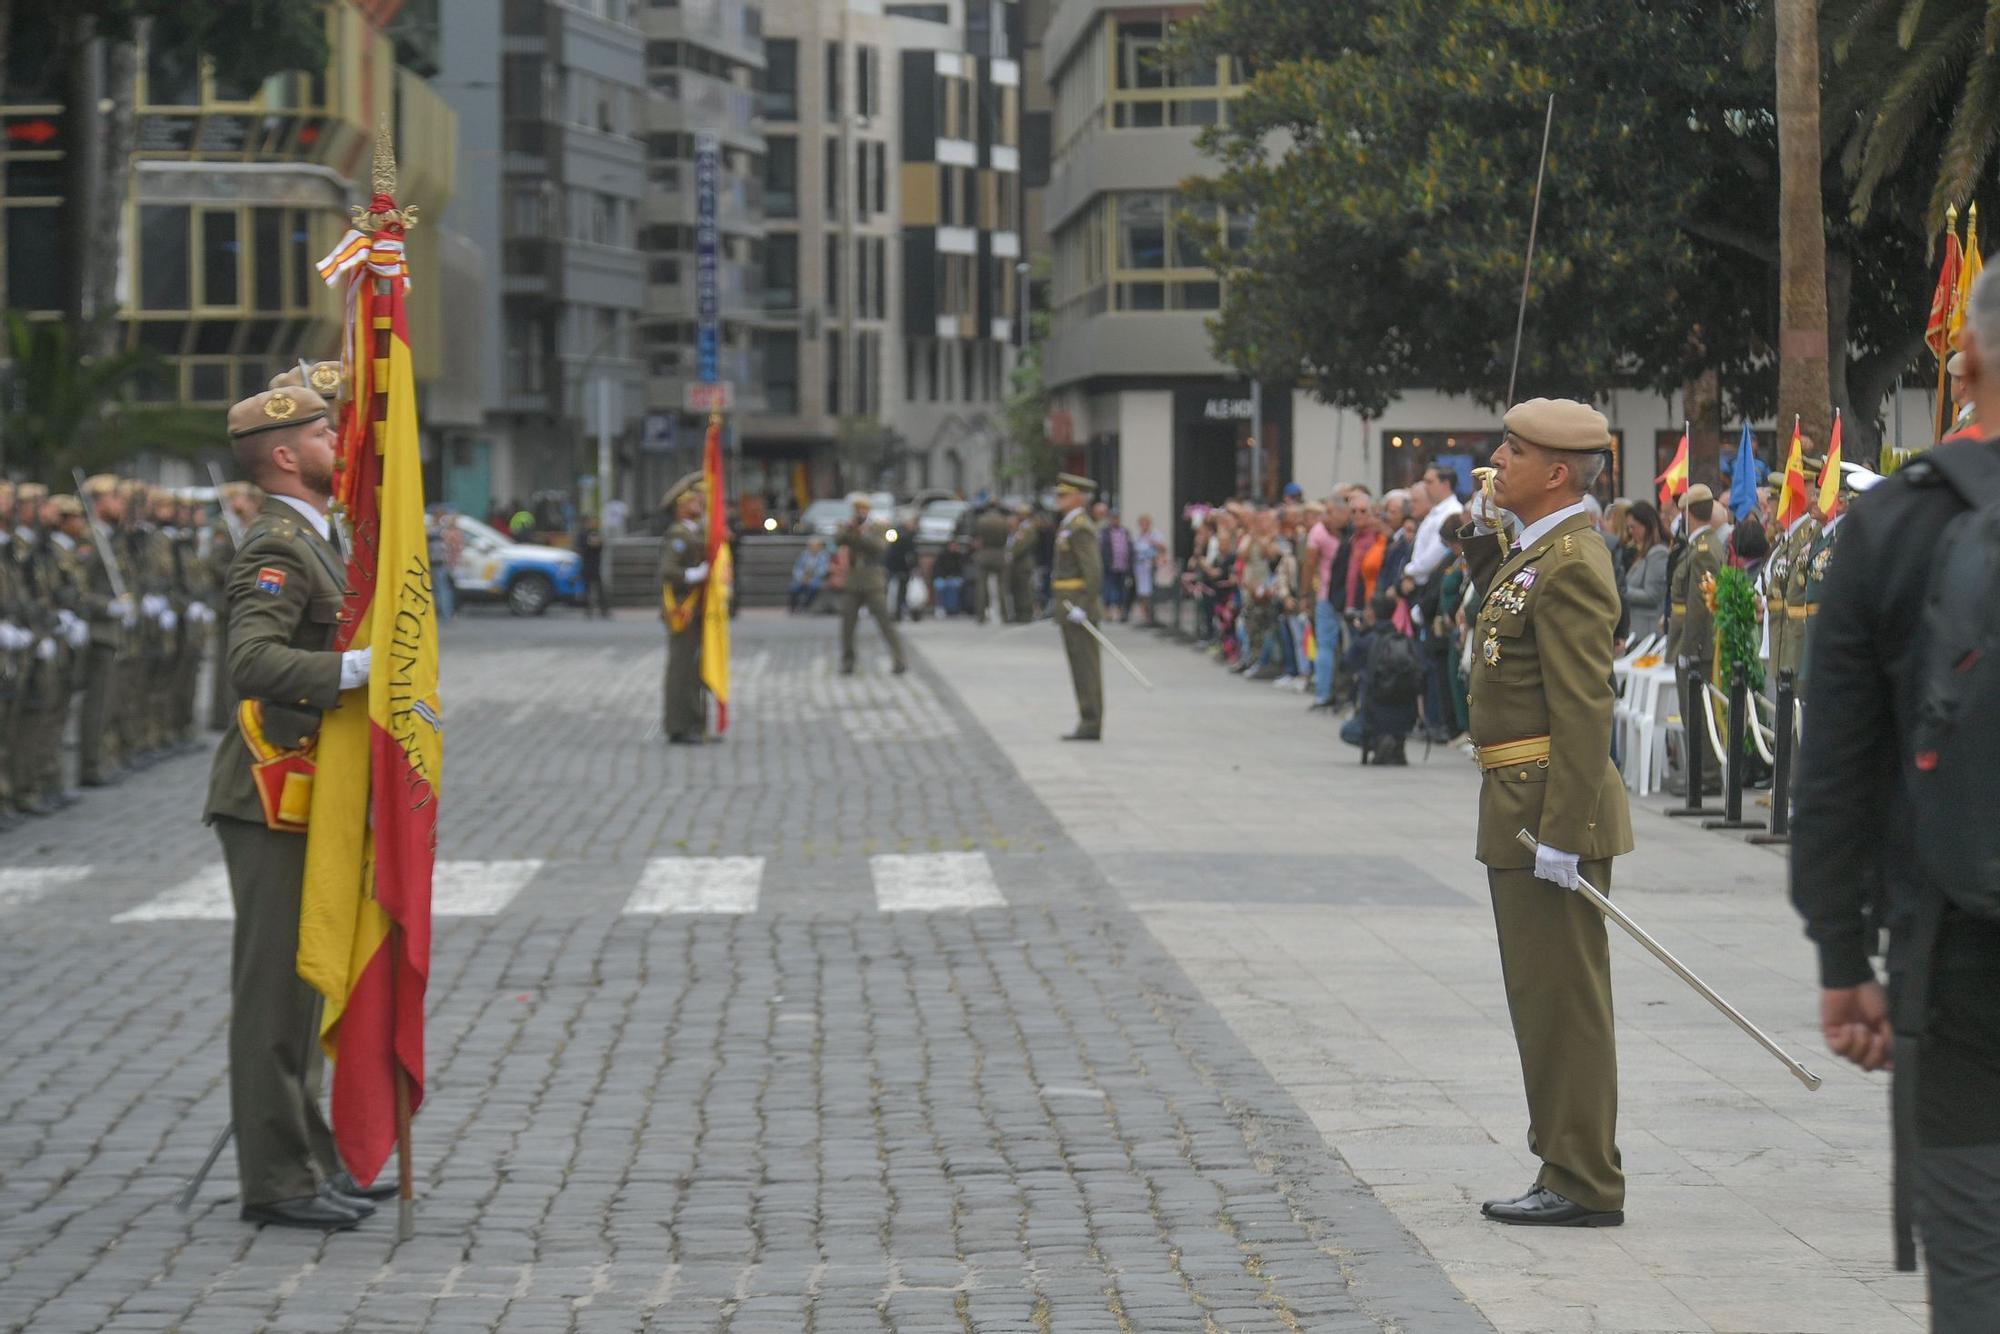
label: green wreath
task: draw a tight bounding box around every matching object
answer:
[1714,564,1765,696]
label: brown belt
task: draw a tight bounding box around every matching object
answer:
[1477,735,1551,771]
[1786,605,1809,621]
[1051,578,1085,591]
[1670,602,1687,615]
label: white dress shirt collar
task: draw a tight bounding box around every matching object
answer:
[272,493,332,545]
[1514,499,1593,553]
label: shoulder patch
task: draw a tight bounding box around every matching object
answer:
[255,567,287,596]
[672,538,687,554]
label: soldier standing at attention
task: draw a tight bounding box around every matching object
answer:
[1050,473,1105,742]
[1005,506,1038,623]
[1668,483,1723,792]
[10,483,66,816]
[657,471,711,744]
[206,385,387,1230]
[971,496,1011,623]
[1458,399,1633,1228]
[77,477,135,784]
[836,493,906,676]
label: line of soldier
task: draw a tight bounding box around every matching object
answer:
[0,474,263,831]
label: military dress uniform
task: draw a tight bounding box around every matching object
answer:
[1460,399,1635,1226]
[1005,512,1039,623]
[836,498,907,675]
[1051,475,1105,741]
[972,503,1011,623]
[76,479,132,783]
[205,388,376,1230]
[10,489,63,814]
[208,497,244,731]
[1774,506,1823,694]
[1668,488,1723,787]
[656,472,710,743]
[0,486,24,824]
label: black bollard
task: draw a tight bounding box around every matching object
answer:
[1747,669,1796,846]
[1705,661,1762,830]
[1667,666,1717,817]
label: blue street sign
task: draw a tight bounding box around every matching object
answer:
[695,131,721,385]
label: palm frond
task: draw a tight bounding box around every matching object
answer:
[1932,45,2000,223]
[1850,10,1982,217]
[1898,0,1932,49]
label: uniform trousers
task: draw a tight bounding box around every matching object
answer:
[214,816,339,1206]
[1488,860,1623,1212]
[663,621,704,739]
[1058,619,1102,734]
[973,553,1006,622]
[840,585,905,671]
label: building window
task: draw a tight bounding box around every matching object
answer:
[289,210,311,309]
[1118,194,1166,269]
[826,330,843,416]
[855,140,869,219]
[871,238,887,318]
[927,340,939,402]
[763,38,797,120]
[145,42,201,106]
[905,338,918,402]
[253,208,283,311]
[765,233,797,310]
[139,205,191,311]
[857,45,879,118]
[825,235,842,313]
[764,137,798,217]
[766,330,799,413]
[824,137,840,219]
[4,207,60,312]
[824,40,842,118]
[871,142,886,215]
[506,312,547,393]
[962,343,975,404]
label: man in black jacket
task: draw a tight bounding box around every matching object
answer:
[1792,265,2000,1329]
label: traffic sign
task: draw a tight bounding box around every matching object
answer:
[684,382,735,413]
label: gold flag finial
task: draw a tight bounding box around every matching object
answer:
[372,115,397,198]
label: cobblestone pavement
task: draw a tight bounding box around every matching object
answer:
[0,610,1483,1333]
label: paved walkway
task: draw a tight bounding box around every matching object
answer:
[918,614,1925,1334]
[0,610,1482,1333]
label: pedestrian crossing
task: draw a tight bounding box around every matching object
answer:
[21,851,1027,924]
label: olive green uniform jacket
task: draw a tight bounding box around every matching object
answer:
[1461,510,1634,870]
[657,518,708,738]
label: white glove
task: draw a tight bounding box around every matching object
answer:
[107,595,132,622]
[56,609,79,634]
[188,601,211,624]
[1469,490,1511,535]
[159,608,179,633]
[35,637,57,662]
[685,562,709,585]
[339,646,372,690]
[66,620,89,649]
[141,594,167,618]
[0,622,26,651]
[1065,604,1089,626]
[1533,843,1582,891]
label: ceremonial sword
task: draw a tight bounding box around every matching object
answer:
[1060,600,1155,690]
[70,468,128,601]
[1515,830,1822,1091]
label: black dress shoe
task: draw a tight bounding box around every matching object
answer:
[328,1169,399,1202]
[1060,729,1101,742]
[241,1190,364,1231]
[1484,1186,1622,1228]
[1480,1184,1541,1217]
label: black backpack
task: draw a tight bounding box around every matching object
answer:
[1907,445,2000,920]
[1368,630,1423,710]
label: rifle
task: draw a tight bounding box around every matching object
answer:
[71,468,128,601]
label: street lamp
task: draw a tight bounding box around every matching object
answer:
[1016,261,1031,347]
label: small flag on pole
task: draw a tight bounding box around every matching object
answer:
[1816,411,1843,517]
[1728,421,1759,519]
[1777,416,1809,527]
[699,411,732,734]
[1655,423,1690,508]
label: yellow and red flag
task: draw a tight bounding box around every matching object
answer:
[1928,217,1964,363]
[1777,416,1809,527]
[1816,410,1843,516]
[1654,425,1690,508]
[1951,205,1982,353]
[700,411,732,733]
[300,137,441,1187]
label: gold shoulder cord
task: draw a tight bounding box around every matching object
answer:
[1472,467,1509,561]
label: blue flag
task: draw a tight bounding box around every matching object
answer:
[1726,422,1762,517]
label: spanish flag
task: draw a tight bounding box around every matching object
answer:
[1927,215,1963,363]
[1950,205,1982,353]
[1816,410,1843,517]
[701,411,732,733]
[1777,416,1809,527]
[1654,424,1690,508]
[300,138,441,1188]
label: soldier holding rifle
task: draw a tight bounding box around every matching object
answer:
[1457,398,1633,1228]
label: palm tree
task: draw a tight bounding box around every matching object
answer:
[1779,0,1833,443]
[1,314,216,480]
[1826,0,2000,228]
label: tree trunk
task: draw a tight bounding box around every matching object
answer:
[1680,365,1723,487]
[55,13,100,332]
[1776,0,1832,448]
[88,36,138,352]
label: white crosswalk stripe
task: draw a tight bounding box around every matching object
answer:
[624,856,764,915]
[112,865,232,922]
[0,867,92,912]
[109,859,544,923]
[432,859,543,916]
[870,852,1005,912]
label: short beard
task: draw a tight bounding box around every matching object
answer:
[298,456,335,499]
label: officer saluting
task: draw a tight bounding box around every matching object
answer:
[1459,399,1634,1228]
[657,471,711,744]
[835,493,906,676]
[205,386,389,1230]
[1050,473,1105,741]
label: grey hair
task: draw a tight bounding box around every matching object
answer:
[1570,451,1608,494]
[1974,265,2000,364]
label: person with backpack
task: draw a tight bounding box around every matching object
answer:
[1792,267,2000,1328]
[1337,593,1419,762]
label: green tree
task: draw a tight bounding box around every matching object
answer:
[1,314,218,480]
[998,309,1057,490]
[1177,0,1954,453]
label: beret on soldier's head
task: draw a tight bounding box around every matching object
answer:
[16,482,47,503]
[1948,351,1969,377]
[81,473,121,498]
[228,388,330,440]
[1682,483,1715,505]
[1055,471,1097,495]
[1502,398,1613,452]
[50,495,83,519]
[845,491,872,506]
[662,470,705,508]
[270,359,348,401]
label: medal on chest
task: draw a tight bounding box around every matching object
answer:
[1482,625,1502,668]
[1811,547,1832,579]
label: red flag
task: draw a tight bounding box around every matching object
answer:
[1654,426,1690,507]
[1777,417,1809,527]
[1927,228,1963,363]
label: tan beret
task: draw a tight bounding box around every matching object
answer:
[1055,471,1097,494]
[80,473,122,498]
[1948,351,1969,377]
[661,470,705,508]
[50,495,83,519]
[1503,398,1613,452]
[16,482,47,503]
[228,387,330,440]
[0,480,13,501]
[1682,483,1715,505]
[270,359,348,401]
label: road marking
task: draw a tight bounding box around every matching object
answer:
[0,867,92,912]
[624,856,764,915]
[113,859,542,923]
[432,859,543,916]
[870,852,1005,912]
[113,865,232,922]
